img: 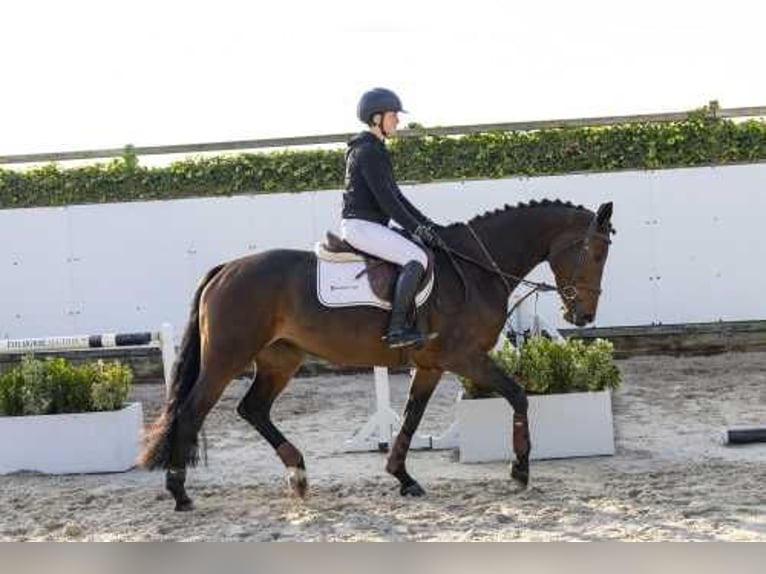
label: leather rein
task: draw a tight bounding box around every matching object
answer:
[438,218,611,315]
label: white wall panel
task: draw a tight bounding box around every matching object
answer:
[65,201,191,334]
[1,163,764,340]
[0,207,72,338]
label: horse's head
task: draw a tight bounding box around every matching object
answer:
[547,202,614,327]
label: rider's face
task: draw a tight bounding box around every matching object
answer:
[381,111,400,135]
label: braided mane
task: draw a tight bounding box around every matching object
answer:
[446,199,590,230]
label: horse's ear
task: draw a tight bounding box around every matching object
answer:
[596,202,613,230]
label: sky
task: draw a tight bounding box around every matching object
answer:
[1,0,764,161]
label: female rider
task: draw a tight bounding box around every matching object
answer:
[341,87,445,349]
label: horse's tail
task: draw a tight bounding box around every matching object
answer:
[137,263,226,471]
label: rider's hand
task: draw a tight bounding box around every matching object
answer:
[415,223,447,249]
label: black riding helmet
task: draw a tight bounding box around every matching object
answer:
[357,88,407,125]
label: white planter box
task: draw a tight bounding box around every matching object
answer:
[457,391,614,463]
[0,402,143,474]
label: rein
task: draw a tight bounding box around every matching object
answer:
[442,243,470,303]
[439,225,556,295]
[436,219,611,315]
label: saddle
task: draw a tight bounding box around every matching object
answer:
[319,231,434,302]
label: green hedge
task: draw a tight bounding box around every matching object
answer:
[2,106,765,209]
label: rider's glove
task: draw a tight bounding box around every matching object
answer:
[414,223,446,249]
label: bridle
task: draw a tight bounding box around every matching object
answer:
[545,216,612,302]
[441,218,611,318]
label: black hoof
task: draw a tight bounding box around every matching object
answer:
[511,461,529,487]
[174,497,194,512]
[400,482,426,497]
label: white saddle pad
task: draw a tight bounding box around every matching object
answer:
[315,243,434,310]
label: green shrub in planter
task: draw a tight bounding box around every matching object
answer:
[90,360,133,411]
[461,336,621,398]
[19,355,55,415]
[0,355,134,416]
[0,369,24,416]
[42,357,94,414]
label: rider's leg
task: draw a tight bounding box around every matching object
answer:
[340,218,428,268]
[340,218,435,348]
[384,260,436,348]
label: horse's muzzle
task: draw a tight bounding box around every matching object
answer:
[577,312,594,326]
[564,307,594,327]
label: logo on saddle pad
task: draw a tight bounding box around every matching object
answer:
[314,234,434,310]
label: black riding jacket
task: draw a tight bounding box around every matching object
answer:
[341,131,430,233]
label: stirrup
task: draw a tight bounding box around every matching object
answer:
[383,329,438,349]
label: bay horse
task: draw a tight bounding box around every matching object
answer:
[139,199,614,511]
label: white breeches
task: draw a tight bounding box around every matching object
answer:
[340,218,428,268]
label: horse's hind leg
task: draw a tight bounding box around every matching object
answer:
[167,354,256,511]
[165,365,252,511]
[236,341,308,497]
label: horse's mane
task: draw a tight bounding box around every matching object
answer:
[445,198,589,230]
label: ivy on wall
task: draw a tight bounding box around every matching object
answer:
[1,107,764,209]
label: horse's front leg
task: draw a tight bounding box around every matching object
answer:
[449,354,531,487]
[385,367,442,497]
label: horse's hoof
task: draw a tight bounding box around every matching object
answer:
[287,466,308,498]
[174,498,194,512]
[400,482,426,497]
[510,461,529,488]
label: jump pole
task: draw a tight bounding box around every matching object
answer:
[0,323,177,393]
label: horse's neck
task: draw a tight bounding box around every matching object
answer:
[474,207,585,280]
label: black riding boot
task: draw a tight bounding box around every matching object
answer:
[383,261,436,349]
